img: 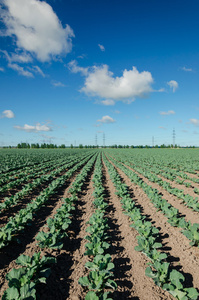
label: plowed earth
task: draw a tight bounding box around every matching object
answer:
[0,154,199,300]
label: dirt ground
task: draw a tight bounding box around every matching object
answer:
[0,153,198,299]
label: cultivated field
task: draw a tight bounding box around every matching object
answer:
[0,148,199,300]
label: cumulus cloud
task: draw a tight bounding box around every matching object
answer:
[98,44,105,51]
[14,122,52,132]
[68,60,88,76]
[167,80,178,92]
[68,61,155,104]
[8,63,34,77]
[81,65,153,102]
[2,0,74,62]
[159,110,175,115]
[190,119,199,126]
[97,115,116,124]
[1,110,15,118]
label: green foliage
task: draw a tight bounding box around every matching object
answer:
[3,253,56,300]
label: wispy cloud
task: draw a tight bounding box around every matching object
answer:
[101,99,115,106]
[14,123,52,132]
[77,54,86,59]
[51,80,66,87]
[8,63,34,77]
[0,67,5,72]
[167,80,178,92]
[159,126,166,130]
[98,44,105,51]
[97,115,116,124]
[159,110,175,115]
[190,119,199,126]
[29,66,46,77]
[1,0,74,62]
[68,60,88,76]
[181,66,193,72]
[2,50,32,63]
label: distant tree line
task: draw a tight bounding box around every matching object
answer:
[8,142,196,149]
[17,143,66,149]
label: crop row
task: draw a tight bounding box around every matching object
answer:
[0,153,94,249]
[119,158,199,213]
[0,152,93,213]
[79,153,117,299]
[103,153,199,300]
[0,154,75,191]
[2,153,97,299]
[107,153,199,248]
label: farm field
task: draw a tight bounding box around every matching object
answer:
[0,148,199,300]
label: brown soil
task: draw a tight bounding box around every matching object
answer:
[0,164,92,298]
[0,165,83,228]
[1,153,199,300]
[116,159,199,225]
[102,161,173,300]
[105,155,199,291]
[156,174,199,199]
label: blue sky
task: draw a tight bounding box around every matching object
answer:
[1,0,199,147]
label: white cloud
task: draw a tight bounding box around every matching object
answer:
[81,65,153,102]
[51,80,66,87]
[2,0,74,62]
[98,44,105,51]
[167,80,178,92]
[14,122,52,132]
[30,66,45,77]
[2,50,32,63]
[0,67,5,72]
[8,63,34,77]
[156,88,165,92]
[77,54,86,59]
[181,67,193,72]
[101,99,115,106]
[159,110,175,115]
[97,115,116,124]
[68,60,88,76]
[190,119,199,126]
[2,110,15,118]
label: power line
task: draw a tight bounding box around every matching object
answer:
[173,128,176,147]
